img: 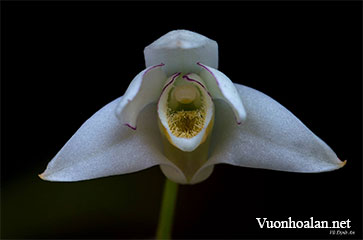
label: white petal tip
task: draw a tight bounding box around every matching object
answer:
[38,173,46,180]
[236,111,247,124]
[338,159,347,168]
[38,170,61,182]
[303,158,346,173]
[38,171,62,182]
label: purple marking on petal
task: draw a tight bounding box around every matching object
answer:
[198,62,242,125]
[143,63,165,77]
[119,63,165,131]
[182,74,212,99]
[124,123,137,130]
[157,72,181,111]
[197,62,220,86]
[235,116,242,125]
[161,72,180,94]
[182,74,205,87]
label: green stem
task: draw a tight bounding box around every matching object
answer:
[156,178,179,239]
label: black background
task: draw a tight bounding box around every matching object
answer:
[1,1,362,239]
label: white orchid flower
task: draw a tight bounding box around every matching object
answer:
[39,30,345,184]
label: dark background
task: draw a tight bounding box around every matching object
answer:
[1,1,362,239]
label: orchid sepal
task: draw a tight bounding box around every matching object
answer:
[144,30,218,76]
[199,83,346,175]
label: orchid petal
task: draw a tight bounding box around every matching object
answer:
[197,84,345,175]
[40,99,170,182]
[198,63,246,124]
[115,64,167,130]
[144,30,218,76]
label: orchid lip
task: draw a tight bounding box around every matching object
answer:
[157,71,215,152]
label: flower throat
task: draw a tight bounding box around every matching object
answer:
[167,81,206,138]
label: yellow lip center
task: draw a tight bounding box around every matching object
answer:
[167,107,205,138]
[167,83,206,138]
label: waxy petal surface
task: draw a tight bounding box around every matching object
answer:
[115,64,167,129]
[198,63,246,124]
[144,30,218,76]
[199,84,344,174]
[40,99,169,181]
